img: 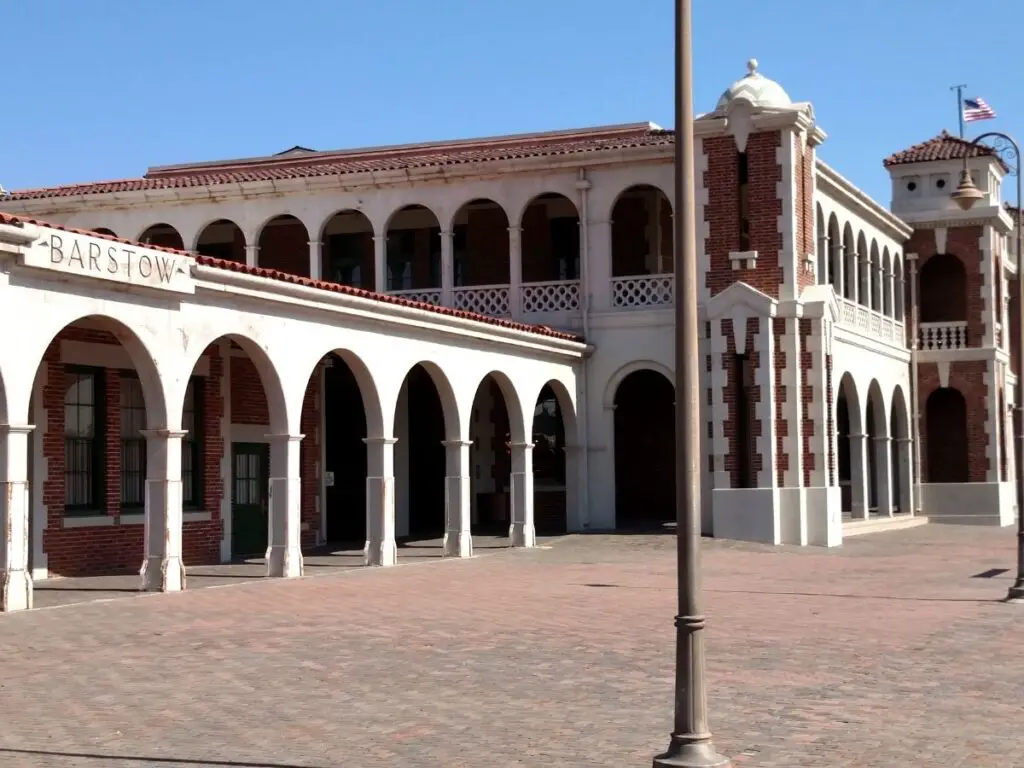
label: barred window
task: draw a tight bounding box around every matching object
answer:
[120,375,147,508]
[65,369,103,511]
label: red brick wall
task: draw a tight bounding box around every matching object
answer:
[703,132,784,298]
[42,328,224,576]
[258,218,310,277]
[773,318,788,486]
[796,135,816,292]
[230,357,270,425]
[917,361,989,482]
[299,373,321,548]
[909,226,985,344]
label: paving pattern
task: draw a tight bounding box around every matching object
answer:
[1,524,1023,767]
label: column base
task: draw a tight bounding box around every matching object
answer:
[0,569,33,611]
[139,556,185,592]
[1006,582,1024,603]
[266,545,304,578]
[509,522,536,548]
[364,537,397,567]
[442,530,472,558]
[653,741,732,767]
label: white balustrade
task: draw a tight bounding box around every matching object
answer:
[837,298,905,347]
[521,280,580,313]
[452,284,510,316]
[918,321,969,350]
[611,274,674,308]
[389,288,442,306]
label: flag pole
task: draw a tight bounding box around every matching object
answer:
[951,84,967,138]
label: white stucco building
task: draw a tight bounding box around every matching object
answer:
[1,60,1018,612]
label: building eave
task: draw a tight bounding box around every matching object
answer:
[815,159,913,241]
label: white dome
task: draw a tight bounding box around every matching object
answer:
[715,59,792,111]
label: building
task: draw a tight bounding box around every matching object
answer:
[0,60,1018,612]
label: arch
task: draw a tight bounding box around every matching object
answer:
[396,361,461,442]
[473,369,527,445]
[384,205,443,293]
[0,365,7,425]
[815,204,828,284]
[841,222,856,300]
[890,385,910,440]
[827,213,842,292]
[528,377,579,447]
[881,246,893,316]
[530,378,578,535]
[91,227,117,237]
[137,223,185,251]
[295,347,384,440]
[836,372,862,435]
[611,184,674,278]
[893,255,905,323]
[519,193,582,285]
[890,385,911,513]
[256,214,311,276]
[865,379,887,515]
[194,218,246,263]
[919,253,967,324]
[603,359,674,408]
[836,372,860,514]
[857,231,870,307]
[866,379,887,438]
[926,387,968,483]
[319,209,375,290]
[869,240,882,312]
[613,368,675,528]
[448,198,511,288]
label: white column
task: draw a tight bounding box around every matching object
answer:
[849,433,869,519]
[373,234,387,294]
[440,229,454,306]
[245,244,260,268]
[873,436,893,516]
[363,437,397,566]
[508,226,523,319]
[442,439,472,558]
[509,441,535,547]
[0,425,34,612]
[139,428,187,593]
[308,240,323,281]
[266,433,304,578]
[895,437,914,514]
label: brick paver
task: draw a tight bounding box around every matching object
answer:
[1,524,1022,767]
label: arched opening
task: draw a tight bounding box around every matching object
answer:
[890,386,911,514]
[816,205,828,284]
[881,247,892,317]
[827,214,842,292]
[467,373,524,544]
[28,316,166,578]
[925,387,968,483]
[857,232,870,308]
[91,227,117,237]
[531,382,577,535]
[452,198,511,292]
[195,219,245,263]
[610,185,672,308]
[613,369,675,529]
[919,253,969,346]
[320,210,374,291]
[836,373,861,517]
[893,256,905,324]
[396,364,449,546]
[842,224,856,301]
[257,214,310,277]
[869,240,882,313]
[865,381,887,517]
[138,223,185,251]
[521,194,581,313]
[386,205,442,302]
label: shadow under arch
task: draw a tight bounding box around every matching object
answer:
[297,347,384,439]
[472,369,527,444]
[529,377,579,445]
[395,360,461,440]
[602,359,674,409]
[866,378,888,438]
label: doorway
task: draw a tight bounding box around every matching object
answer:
[232,442,270,558]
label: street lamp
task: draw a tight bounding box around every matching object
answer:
[652,1,732,766]
[950,131,1024,604]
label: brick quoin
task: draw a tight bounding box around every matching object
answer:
[799,318,815,486]
[721,317,763,487]
[796,135,817,292]
[917,361,989,483]
[773,317,788,486]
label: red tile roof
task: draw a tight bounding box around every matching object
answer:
[883,130,1007,170]
[0,212,584,343]
[4,124,673,202]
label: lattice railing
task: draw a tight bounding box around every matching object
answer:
[452,284,510,316]
[611,274,674,308]
[521,280,580,313]
[388,288,442,306]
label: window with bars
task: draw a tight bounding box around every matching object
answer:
[64,368,103,512]
[120,374,147,508]
[182,378,203,508]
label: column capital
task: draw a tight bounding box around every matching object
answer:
[265,432,305,443]
[848,432,867,440]
[872,435,892,443]
[508,441,535,450]
[0,424,35,436]
[507,225,523,235]
[140,428,188,439]
[441,439,473,448]
[372,234,386,243]
[245,244,260,252]
[307,240,322,248]
[438,229,453,239]
[362,436,398,446]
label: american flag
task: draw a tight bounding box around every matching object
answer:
[963,97,996,122]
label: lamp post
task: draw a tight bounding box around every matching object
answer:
[652,1,732,766]
[951,131,1024,604]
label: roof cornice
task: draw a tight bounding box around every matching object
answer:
[815,159,913,241]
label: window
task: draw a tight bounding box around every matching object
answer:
[550,217,580,280]
[64,368,104,511]
[182,378,203,508]
[738,151,750,251]
[120,374,147,508]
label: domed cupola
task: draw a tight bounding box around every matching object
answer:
[715,58,793,112]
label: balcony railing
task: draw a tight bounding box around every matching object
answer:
[521,279,580,313]
[837,298,905,347]
[388,288,442,305]
[918,321,969,350]
[452,284,510,316]
[611,273,674,309]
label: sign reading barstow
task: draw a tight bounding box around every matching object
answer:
[20,231,195,295]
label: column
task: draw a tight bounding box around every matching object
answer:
[0,425,34,612]
[849,432,869,519]
[266,433,304,578]
[439,229,454,307]
[245,244,260,268]
[895,437,915,515]
[509,441,535,547]
[373,234,387,294]
[308,240,323,281]
[363,437,398,566]
[139,428,187,593]
[873,435,893,516]
[508,226,523,319]
[442,439,472,558]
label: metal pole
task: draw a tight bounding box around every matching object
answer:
[653,1,731,765]
[1009,169,1024,602]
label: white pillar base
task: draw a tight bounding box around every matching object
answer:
[365,473,397,567]
[509,521,536,548]
[266,543,304,578]
[140,555,186,592]
[0,569,32,612]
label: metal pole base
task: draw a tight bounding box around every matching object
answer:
[1005,583,1024,603]
[653,740,732,768]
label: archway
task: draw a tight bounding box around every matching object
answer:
[881,248,893,317]
[195,219,245,263]
[613,369,675,529]
[531,381,577,535]
[610,185,673,278]
[865,380,888,517]
[842,224,856,301]
[836,373,862,516]
[385,205,442,300]
[893,256,905,324]
[451,199,510,293]
[869,240,882,313]
[919,254,968,324]
[138,223,185,251]
[521,193,581,291]
[857,232,870,308]
[890,386,911,513]
[925,388,968,483]
[257,214,310,277]
[320,210,375,290]
[91,227,117,237]
[815,205,828,284]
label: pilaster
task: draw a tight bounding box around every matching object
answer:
[363,437,397,566]
[509,441,535,547]
[266,432,304,579]
[442,439,472,558]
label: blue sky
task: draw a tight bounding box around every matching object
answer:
[2,0,1021,205]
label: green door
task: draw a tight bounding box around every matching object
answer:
[232,442,269,559]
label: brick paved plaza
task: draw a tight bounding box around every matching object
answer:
[1,525,1022,767]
